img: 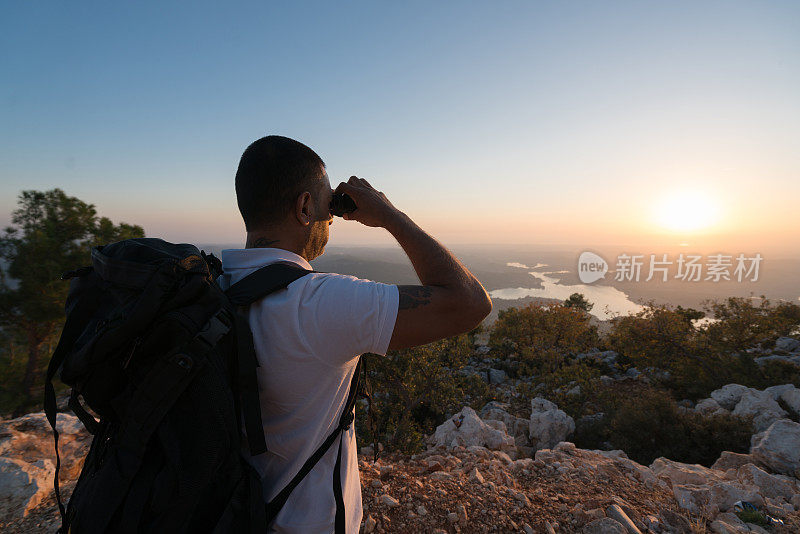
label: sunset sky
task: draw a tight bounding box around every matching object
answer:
[2,2,799,256]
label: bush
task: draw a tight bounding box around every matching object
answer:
[490,302,599,358]
[572,385,752,466]
[606,298,800,400]
[355,333,495,454]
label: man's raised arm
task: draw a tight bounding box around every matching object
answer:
[334,176,492,350]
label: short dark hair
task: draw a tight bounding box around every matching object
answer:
[235,135,326,231]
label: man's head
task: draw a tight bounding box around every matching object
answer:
[235,135,333,259]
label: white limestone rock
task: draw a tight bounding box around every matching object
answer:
[763,384,796,400]
[778,386,800,415]
[650,457,725,486]
[480,402,530,447]
[695,398,729,416]
[529,397,575,451]
[732,389,788,432]
[750,419,800,478]
[736,463,798,501]
[430,407,515,451]
[775,336,800,352]
[711,451,755,472]
[0,457,55,519]
[488,368,508,384]
[710,384,749,411]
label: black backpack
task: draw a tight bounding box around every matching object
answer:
[44,238,363,533]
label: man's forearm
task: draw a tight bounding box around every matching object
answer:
[385,209,486,296]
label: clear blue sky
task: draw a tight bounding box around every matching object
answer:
[2,1,798,252]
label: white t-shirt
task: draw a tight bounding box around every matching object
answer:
[219,247,399,533]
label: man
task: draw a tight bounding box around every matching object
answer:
[219,135,491,533]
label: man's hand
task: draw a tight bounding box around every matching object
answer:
[334,176,400,228]
[336,175,491,351]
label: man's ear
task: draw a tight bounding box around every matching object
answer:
[295,192,312,226]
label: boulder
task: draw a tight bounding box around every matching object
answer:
[606,503,642,534]
[651,458,771,515]
[430,407,515,452]
[480,403,530,447]
[456,365,479,378]
[625,368,641,378]
[709,518,749,533]
[714,512,749,531]
[695,398,728,416]
[529,398,575,451]
[735,463,798,500]
[583,517,627,534]
[711,452,755,472]
[710,384,749,411]
[643,367,671,381]
[750,419,800,478]
[754,354,800,367]
[650,457,724,486]
[575,350,618,367]
[487,368,507,384]
[775,336,800,352]
[598,350,619,365]
[660,510,693,533]
[0,457,55,519]
[779,386,800,415]
[0,412,90,482]
[763,384,795,400]
[671,480,762,515]
[484,419,508,433]
[731,389,787,432]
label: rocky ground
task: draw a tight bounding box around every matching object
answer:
[359,444,690,533]
[2,336,800,533]
[3,400,800,533]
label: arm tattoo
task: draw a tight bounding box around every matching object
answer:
[245,237,279,249]
[397,285,433,310]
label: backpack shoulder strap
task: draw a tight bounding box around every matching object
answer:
[225,262,315,306]
[265,357,362,527]
[223,261,316,455]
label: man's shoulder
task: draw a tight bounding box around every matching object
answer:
[297,271,398,309]
[304,271,392,288]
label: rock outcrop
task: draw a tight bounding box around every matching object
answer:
[529,398,575,451]
[429,407,516,453]
[698,383,800,432]
[752,337,800,367]
[750,419,800,478]
[0,457,55,519]
[710,384,750,411]
[0,412,90,528]
[732,390,788,432]
[3,389,800,533]
[360,439,800,533]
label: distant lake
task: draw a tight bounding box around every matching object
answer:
[489,264,645,320]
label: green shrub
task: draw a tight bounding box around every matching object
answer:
[355,334,495,454]
[490,302,599,358]
[579,385,753,466]
[606,298,800,401]
[735,509,769,527]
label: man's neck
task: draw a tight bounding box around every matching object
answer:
[245,235,281,249]
[245,233,310,261]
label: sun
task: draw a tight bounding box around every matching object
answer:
[653,190,720,232]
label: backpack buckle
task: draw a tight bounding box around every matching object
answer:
[341,409,355,430]
[196,311,231,348]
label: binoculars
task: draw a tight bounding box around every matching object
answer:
[329,193,357,217]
